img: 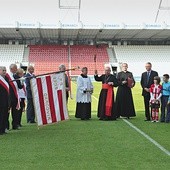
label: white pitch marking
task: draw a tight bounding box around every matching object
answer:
[92,94,170,156]
[92,95,99,101]
[123,119,170,156]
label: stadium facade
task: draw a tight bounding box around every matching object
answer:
[0,22,170,77]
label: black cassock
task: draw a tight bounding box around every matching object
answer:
[0,77,9,134]
[94,74,119,120]
[115,71,136,118]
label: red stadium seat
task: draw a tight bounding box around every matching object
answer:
[28,45,69,75]
[28,45,109,75]
[70,45,109,75]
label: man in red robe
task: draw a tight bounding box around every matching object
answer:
[94,67,119,120]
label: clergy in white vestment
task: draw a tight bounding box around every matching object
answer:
[75,67,93,120]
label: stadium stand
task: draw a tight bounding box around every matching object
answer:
[0,44,25,72]
[1,44,169,77]
[28,45,69,74]
[113,45,170,62]
[70,45,109,75]
[0,44,24,62]
[28,45,109,75]
[113,45,170,76]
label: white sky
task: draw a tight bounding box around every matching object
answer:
[0,0,170,24]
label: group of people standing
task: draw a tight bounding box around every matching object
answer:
[0,63,71,135]
[75,63,136,121]
[75,62,170,123]
[141,62,170,123]
[1,62,169,135]
[0,64,36,135]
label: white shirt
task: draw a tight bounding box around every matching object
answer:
[18,83,26,99]
[76,75,93,103]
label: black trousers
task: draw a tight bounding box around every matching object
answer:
[26,98,35,123]
[17,98,25,126]
[5,112,10,130]
[0,107,8,134]
[11,100,19,129]
[143,95,151,120]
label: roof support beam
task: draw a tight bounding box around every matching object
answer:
[112,29,124,40]
[0,30,6,38]
[58,29,61,44]
[155,0,170,22]
[129,30,144,39]
[16,29,24,39]
[148,30,164,39]
[37,28,43,39]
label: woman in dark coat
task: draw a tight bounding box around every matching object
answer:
[116,63,136,118]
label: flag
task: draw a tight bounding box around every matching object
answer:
[30,72,69,126]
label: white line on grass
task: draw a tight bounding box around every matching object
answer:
[123,119,170,156]
[92,95,99,101]
[92,94,170,156]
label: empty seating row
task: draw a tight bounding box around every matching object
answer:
[114,45,170,62]
[28,45,109,75]
[0,45,24,62]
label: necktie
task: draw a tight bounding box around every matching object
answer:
[147,72,150,84]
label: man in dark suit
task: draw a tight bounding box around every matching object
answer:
[6,64,23,130]
[0,66,9,135]
[25,66,36,123]
[141,62,158,121]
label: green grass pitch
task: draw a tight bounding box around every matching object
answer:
[0,82,170,170]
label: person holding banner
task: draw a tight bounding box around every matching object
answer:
[6,64,23,130]
[25,66,36,123]
[115,63,136,119]
[94,66,119,120]
[59,64,70,103]
[0,66,9,135]
[75,67,93,120]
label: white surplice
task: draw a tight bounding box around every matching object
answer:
[76,75,93,103]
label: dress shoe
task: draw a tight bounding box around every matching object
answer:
[12,127,19,130]
[30,121,36,123]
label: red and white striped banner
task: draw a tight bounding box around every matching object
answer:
[31,73,69,126]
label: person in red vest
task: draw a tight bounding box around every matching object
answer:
[94,66,119,120]
[6,64,23,130]
[0,66,9,135]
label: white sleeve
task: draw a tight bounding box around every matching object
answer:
[89,78,93,90]
[77,76,86,94]
[150,92,154,101]
[156,93,162,101]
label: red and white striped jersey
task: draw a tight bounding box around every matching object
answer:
[150,84,162,101]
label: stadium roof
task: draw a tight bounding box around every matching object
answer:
[1,22,170,40]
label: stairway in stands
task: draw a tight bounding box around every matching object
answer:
[22,46,29,62]
[107,47,118,63]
